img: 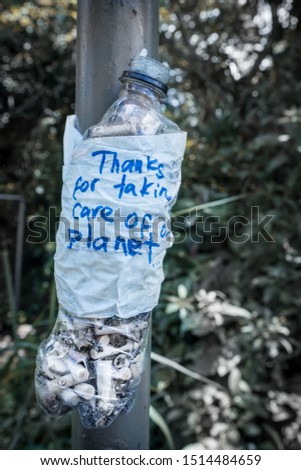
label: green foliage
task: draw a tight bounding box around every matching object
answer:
[0,0,76,320]
[1,0,301,450]
[0,0,75,450]
[150,0,301,450]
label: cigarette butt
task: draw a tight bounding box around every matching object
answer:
[64,356,89,382]
[119,340,135,353]
[118,367,132,381]
[95,360,116,402]
[131,362,142,379]
[113,354,129,369]
[133,352,143,364]
[52,342,68,356]
[90,345,121,360]
[47,357,68,376]
[99,401,115,415]
[60,388,81,406]
[68,350,87,364]
[49,372,87,391]
[96,335,110,346]
[94,321,105,335]
[98,326,139,342]
[74,383,95,401]
[56,374,77,388]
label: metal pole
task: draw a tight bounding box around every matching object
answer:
[72,332,151,450]
[76,0,159,134]
[72,0,159,450]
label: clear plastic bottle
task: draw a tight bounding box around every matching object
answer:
[35,56,182,429]
[83,56,180,138]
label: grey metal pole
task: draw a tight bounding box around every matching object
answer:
[72,332,151,450]
[76,0,159,134]
[72,0,159,450]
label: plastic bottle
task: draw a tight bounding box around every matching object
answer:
[83,55,180,138]
[35,56,182,428]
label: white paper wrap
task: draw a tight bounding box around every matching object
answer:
[54,115,186,318]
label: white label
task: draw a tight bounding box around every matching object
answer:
[54,115,186,318]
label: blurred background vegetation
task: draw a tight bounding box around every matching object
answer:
[1,0,301,450]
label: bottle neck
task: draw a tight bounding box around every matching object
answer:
[119,78,165,111]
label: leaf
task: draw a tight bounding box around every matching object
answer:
[266,154,289,173]
[262,423,284,450]
[172,194,246,217]
[279,338,293,354]
[228,367,241,395]
[149,405,175,450]
[151,352,226,390]
[183,442,206,450]
[165,303,179,314]
[178,284,188,299]
[252,133,279,149]
[220,304,251,319]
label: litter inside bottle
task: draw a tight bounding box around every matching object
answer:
[35,310,149,427]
